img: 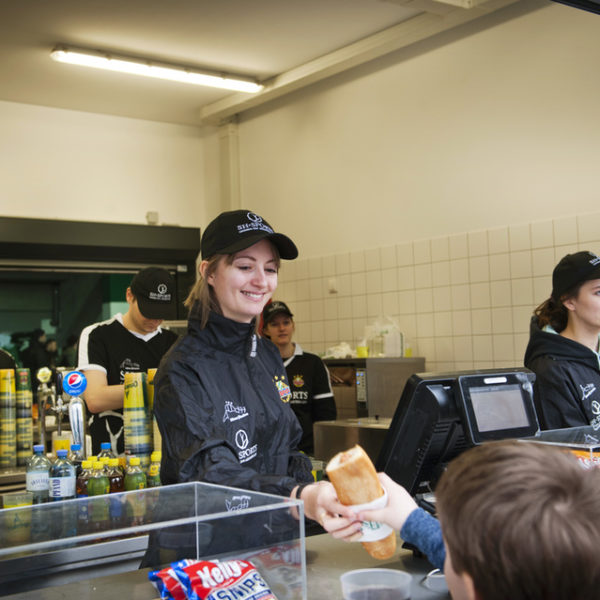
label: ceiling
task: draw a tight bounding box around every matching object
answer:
[0,0,521,126]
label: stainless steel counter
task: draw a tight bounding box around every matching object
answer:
[3,533,449,599]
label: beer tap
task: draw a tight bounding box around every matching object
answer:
[36,366,55,450]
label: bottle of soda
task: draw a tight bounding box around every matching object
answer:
[108,458,124,493]
[68,443,84,477]
[88,461,110,531]
[99,455,111,475]
[26,444,52,504]
[124,456,147,490]
[49,449,76,501]
[146,451,162,488]
[88,462,110,496]
[76,460,93,497]
[97,441,115,461]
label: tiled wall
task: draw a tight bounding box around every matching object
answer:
[276,211,600,373]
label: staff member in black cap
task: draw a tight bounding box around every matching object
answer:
[262,300,336,455]
[78,266,178,454]
[154,210,356,534]
[524,251,600,430]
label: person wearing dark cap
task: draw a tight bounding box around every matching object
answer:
[262,300,336,454]
[152,210,355,542]
[78,266,179,454]
[524,250,600,430]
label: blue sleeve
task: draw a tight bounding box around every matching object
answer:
[400,508,446,571]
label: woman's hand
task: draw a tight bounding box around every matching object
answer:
[356,472,417,531]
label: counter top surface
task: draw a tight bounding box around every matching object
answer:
[3,532,448,599]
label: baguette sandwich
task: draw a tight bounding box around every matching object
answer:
[326,444,396,560]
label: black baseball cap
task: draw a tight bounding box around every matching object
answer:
[201,210,298,260]
[130,267,177,320]
[262,301,294,325]
[552,251,600,300]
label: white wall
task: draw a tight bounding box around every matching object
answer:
[0,100,210,227]
[233,1,600,369]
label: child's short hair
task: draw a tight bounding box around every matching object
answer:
[435,440,600,600]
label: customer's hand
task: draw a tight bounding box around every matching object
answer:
[355,472,417,532]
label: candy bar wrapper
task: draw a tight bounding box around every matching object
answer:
[176,559,278,600]
[149,558,198,600]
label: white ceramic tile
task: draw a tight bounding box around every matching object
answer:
[309,277,323,300]
[350,250,366,273]
[436,337,455,363]
[381,267,398,293]
[532,276,550,306]
[293,300,310,322]
[285,280,298,304]
[493,334,515,361]
[431,261,451,287]
[365,248,381,271]
[310,321,324,345]
[433,286,452,312]
[553,216,578,246]
[353,318,368,342]
[450,258,469,285]
[338,318,354,343]
[337,296,353,319]
[512,306,534,334]
[416,314,435,337]
[308,257,323,278]
[396,242,414,267]
[416,336,436,362]
[295,258,309,280]
[297,323,311,345]
[554,244,578,263]
[491,307,513,334]
[367,294,383,317]
[415,288,433,313]
[324,320,339,344]
[449,233,468,259]
[511,278,534,307]
[431,236,449,262]
[453,335,474,361]
[415,264,433,289]
[351,294,367,318]
[488,227,509,254]
[398,290,416,315]
[451,284,471,310]
[472,335,494,360]
[510,250,532,279]
[470,282,491,309]
[468,230,488,257]
[471,309,492,335]
[472,359,495,370]
[351,272,367,296]
[295,278,310,301]
[578,212,600,243]
[530,220,554,249]
[397,266,415,290]
[397,315,417,339]
[335,252,351,275]
[337,274,352,297]
[382,291,399,316]
[434,311,453,337]
[311,299,324,321]
[452,310,472,336]
[413,239,431,264]
[489,253,510,280]
[531,247,555,278]
[366,269,382,294]
[320,254,335,277]
[490,281,512,307]
[276,282,289,300]
[514,332,529,358]
[380,245,397,269]
[509,223,530,251]
[469,256,489,283]
[324,296,338,320]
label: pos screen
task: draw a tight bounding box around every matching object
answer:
[456,373,538,444]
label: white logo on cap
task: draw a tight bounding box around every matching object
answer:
[237,212,273,235]
[157,283,168,294]
[247,212,262,223]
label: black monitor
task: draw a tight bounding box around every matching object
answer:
[376,368,539,500]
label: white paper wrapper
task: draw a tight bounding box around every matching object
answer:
[349,489,393,542]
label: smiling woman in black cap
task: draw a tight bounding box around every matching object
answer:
[524,250,600,430]
[153,210,358,537]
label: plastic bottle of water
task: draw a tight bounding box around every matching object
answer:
[49,449,76,501]
[97,441,115,461]
[26,444,52,504]
[68,443,84,477]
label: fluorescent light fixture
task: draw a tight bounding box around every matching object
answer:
[50,46,263,94]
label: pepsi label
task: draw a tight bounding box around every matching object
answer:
[62,371,87,396]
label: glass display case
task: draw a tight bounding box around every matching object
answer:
[0,482,306,598]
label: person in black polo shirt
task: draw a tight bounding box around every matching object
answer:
[77,267,178,454]
[262,300,336,455]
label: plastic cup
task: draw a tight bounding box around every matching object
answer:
[340,568,412,600]
[356,346,369,358]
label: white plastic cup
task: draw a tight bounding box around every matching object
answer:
[340,568,412,600]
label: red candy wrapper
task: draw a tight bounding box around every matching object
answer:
[177,559,278,600]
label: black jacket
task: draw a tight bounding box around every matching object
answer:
[524,316,600,429]
[154,308,312,497]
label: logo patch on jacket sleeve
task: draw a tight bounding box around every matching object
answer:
[273,375,292,403]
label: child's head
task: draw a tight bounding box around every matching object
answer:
[435,440,600,600]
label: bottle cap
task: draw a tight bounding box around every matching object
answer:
[93,462,104,471]
[151,451,162,461]
[33,444,44,452]
[100,456,110,464]
[62,370,87,396]
[70,444,81,451]
[100,442,111,450]
[57,449,68,458]
[130,457,140,466]
[108,458,119,467]
[82,460,92,469]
